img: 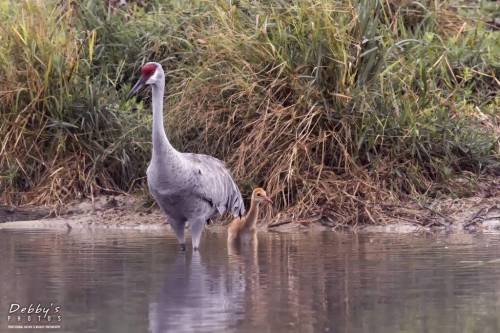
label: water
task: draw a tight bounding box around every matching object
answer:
[1,228,500,333]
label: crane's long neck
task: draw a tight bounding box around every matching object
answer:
[242,199,259,230]
[151,81,176,160]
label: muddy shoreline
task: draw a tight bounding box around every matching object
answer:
[1,194,500,234]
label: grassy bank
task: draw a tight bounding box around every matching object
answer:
[1,0,499,225]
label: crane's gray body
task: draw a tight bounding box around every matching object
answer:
[128,62,245,250]
[147,151,245,226]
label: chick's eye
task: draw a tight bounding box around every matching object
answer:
[256,194,261,197]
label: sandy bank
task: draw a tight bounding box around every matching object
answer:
[1,194,500,234]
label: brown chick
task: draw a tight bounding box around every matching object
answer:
[228,188,272,245]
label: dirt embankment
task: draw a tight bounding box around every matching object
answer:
[0,195,167,230]
[1,194,500,234]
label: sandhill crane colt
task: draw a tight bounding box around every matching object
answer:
[228,188,272,247]
[127,62,245,252]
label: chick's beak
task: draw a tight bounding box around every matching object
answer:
[264,196,273,204]
[126,76,147,101]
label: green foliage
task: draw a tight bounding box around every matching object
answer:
[1,0,499,223]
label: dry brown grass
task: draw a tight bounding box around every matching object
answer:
[1,0,500,226]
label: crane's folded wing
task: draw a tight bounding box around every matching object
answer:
[183,153,246,218]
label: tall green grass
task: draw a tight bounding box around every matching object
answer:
[1,0,499,224]
[0,0,151,204]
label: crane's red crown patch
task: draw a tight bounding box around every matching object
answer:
[141,64,157,77]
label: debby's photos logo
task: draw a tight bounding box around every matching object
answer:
[6,303,62,330]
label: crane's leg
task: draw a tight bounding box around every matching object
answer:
[169,220,187,252]
[189,218,205,251]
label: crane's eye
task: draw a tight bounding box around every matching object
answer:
[149,71,155,76]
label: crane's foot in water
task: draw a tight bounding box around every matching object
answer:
[181,243,187,253]
[193,247,199,251]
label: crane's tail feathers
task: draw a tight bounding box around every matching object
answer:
[234,206,244,218]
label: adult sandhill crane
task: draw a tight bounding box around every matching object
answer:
[127,62,246,252]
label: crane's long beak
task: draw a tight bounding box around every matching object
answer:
[126,76,147,101]
[264,196,273,204]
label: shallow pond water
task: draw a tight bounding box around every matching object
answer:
[0,228,500,332]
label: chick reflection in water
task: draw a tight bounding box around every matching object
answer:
[227,188,272,255]
[148,252,245,333]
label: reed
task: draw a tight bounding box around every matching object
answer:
[1,0,499,224]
